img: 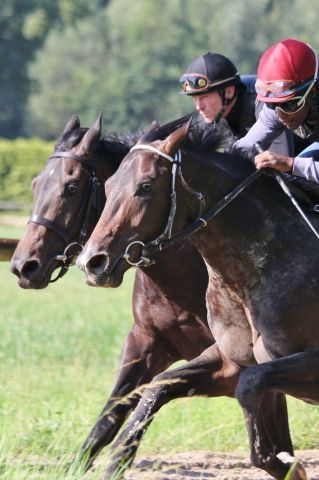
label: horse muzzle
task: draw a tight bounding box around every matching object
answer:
[76,248,125,288]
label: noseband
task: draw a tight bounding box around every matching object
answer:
[29,150,103,282]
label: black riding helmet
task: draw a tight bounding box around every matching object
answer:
[179,52,240,96]
[179,53,241,123]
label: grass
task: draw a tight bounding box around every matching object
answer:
[1,215,319,478]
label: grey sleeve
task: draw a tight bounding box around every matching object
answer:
[293,156,319,184]
[232,105,286,158]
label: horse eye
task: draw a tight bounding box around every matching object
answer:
[65,183,78,196]
[137,182,152,197]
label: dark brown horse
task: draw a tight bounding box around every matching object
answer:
[77,123,314,479]
[10,115,214,470]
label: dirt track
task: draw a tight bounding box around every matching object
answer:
[124,450,319,479]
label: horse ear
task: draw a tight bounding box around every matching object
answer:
[163,122,189,156]
[62,114,80,135]
[136,119,160,144]
[81,112,103,152]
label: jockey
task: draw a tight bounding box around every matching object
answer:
[232,38,319,183]
[179,52,293,155]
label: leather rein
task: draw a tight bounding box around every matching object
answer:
[29,150,103,282]
[122,144,319,268]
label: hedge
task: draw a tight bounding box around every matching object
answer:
[0,139,53,203]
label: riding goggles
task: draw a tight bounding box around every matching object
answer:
[179,73,238,94]
[266,94,310,115]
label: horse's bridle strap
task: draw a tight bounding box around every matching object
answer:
[130,144,176,163]
[29,214,69,242]
[29,147,101,241]
[49,151,92,169]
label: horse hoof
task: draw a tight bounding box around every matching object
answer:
[285,461,307,480]
[277,452,307,480]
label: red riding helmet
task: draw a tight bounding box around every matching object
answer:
[255,38,318,103]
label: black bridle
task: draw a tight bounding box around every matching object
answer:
[121,145,265,267]
[122,146,205,267]
[29,150,103,282]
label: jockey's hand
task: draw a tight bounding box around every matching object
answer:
[254,151,293,173]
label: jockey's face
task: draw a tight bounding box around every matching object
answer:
[191,86,235,123]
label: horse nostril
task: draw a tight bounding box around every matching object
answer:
[87,254,109,273]
[21,260,40,279]
[10,264,21,279]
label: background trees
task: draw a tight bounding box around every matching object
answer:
[0,0,104,138]
[1,0,319,139]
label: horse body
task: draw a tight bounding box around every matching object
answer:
[173,145,319,362]
[10,115,215,469]
[197,195,319,362]
[77,123,314,479]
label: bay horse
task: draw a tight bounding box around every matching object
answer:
[77,122,316,479]
[10,114,215,470]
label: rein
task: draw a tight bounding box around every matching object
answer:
[29,150,103,282]
[122,144,262,267]
[143,167,263,258]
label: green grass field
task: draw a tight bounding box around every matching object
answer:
[1,215,319,479]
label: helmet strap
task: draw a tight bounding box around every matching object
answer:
[213,88,237,124]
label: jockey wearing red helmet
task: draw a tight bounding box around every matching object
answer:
[232,39,319,183]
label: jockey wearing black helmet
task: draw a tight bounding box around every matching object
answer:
[180,53,241,123]
[179,52,294,156]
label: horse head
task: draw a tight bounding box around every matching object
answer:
[10,113,122,288]
[76,122,193,288]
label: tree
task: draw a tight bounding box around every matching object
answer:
[0,0,99,138]
[25,0,319,139]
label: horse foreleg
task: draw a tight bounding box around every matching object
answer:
[77,325,173,470]
[235,350,319,479]
[102,344,240,479]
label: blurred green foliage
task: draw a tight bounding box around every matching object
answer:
[0,0,101,138]
[0,139,52,201]
[1,0,319,139]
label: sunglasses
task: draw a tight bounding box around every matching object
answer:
[266,94,308,115]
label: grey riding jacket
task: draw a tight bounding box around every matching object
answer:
[232,94,319,183]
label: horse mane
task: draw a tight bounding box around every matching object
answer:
[141,114,193,143]
[141,113,242,159]
[53,117,258,183]
[183,145,256,179]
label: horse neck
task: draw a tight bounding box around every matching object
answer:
[178,150,301,292]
